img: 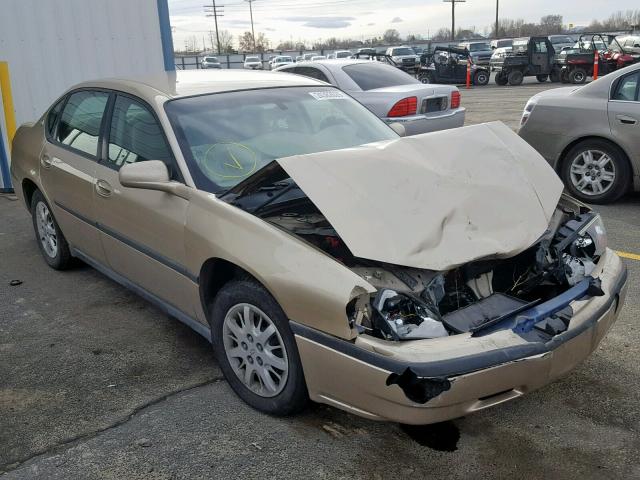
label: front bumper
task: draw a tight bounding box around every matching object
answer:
[293,249,627,424]
[383,108,466,135]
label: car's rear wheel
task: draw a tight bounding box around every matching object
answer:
[473,70,489,86]
[561,140,630,204]
[507,70,524,85]
[560,69,570,83]
[418,72,434,84]
[569,68,587,84]
[209,280,308,415]
[495,73,508,85]
[536,74,549,82]
[30,190,72,270]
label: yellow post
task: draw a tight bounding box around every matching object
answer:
[0,61,17,149]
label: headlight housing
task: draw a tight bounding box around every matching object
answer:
[578,214,607,257]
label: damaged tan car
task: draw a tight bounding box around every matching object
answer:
[11,70,627,424]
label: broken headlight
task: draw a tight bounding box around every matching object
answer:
[371,289,448,340]
[578,214,607,257]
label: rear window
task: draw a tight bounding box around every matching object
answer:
[342,63,420,91]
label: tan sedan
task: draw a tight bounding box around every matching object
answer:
[10,70,627,424]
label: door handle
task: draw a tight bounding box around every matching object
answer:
[40,154,53,169]
[95,179,113,197]
[616,114,637,125]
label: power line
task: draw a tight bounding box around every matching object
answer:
[203,1,224,53]
[443,0,466,41]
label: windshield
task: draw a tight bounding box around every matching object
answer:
[335,51,351,58]
[165,87,397,192]
[342,63,419,90]
[275,57,293,62]
[205,57,219,62]
[391,48,414,56]
[550,36,573,44]
[469,43,491,52]
[245,57,260,62]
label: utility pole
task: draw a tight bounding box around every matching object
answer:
[495,0,499,38]
[245,0,256,53]
[203,1,224,54]
[443,0,466,42]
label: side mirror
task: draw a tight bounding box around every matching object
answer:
[119,160,191,200]
[388,122,406,137]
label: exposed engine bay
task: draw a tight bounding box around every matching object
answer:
[222,163,606,343]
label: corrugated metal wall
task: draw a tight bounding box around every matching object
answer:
[0,0,172,189]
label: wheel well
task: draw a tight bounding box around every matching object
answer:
[557,136,634,182]
[199,258,259,320]
[22,179,38,212]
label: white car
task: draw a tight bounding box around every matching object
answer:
[333,50,352,59]
[276,59,465,135]
[243,56,263,70]
[269,55,294,70]
[386,46,419,70]
[201,56,221,69]
[490,47,512,71]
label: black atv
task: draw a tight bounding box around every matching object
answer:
[417,46,490,86]
[492,36,556,86]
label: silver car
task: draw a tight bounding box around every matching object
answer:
[275,59,465,135]
[519,63,640,204]
[201,56,221,69]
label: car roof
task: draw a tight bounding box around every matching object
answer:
[66,69,324,103]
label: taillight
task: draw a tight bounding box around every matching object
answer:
[387,97,417,117]
[451,91,461,109]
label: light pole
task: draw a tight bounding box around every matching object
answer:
[245,0,256,53]
[495,0,499,38]
[443,0,466,42]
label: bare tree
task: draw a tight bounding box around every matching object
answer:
[218,29,234,53]
[382,29,401,44]
[540,15,564,34]
[239,31,269,52]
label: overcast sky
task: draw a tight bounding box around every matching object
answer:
[168,0,638,49]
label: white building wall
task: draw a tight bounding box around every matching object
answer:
[0,0,167,127]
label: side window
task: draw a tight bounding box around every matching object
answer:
[106,95,173,171]
[56,91,109,157]
[534,41,547,53]
[612,72,639,102]
[46,98,65,138]
[296,67,330,83]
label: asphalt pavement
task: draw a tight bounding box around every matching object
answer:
[1,78,639,479]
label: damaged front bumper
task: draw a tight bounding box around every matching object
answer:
[292,249,627,424]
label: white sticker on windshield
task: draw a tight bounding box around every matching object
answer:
[308,90,348,100]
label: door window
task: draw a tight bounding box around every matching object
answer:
[612,72,639,102]
[56,91,109,157]
[106,95,173,171]
[534,41,548,53]
[46,98,65,139]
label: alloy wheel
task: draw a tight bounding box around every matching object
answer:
[569,149,616,196]
[222,303,289,397]
[35,202,58,258]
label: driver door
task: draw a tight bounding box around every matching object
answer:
[93,93,194,316]
[531,40,550,73]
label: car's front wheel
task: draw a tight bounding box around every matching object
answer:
[508,70,524,85]
[561,140,630,204]
[473,70,489,86]
[210,280,308,415]
[495,72,509,85]
[30,190,72,269]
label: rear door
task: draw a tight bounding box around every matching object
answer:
[608,70,640,170]
[92,93,194,315]
[39,89,110,264]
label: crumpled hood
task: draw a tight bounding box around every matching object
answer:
[276,122,564,270]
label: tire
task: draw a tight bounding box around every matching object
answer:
[495,73,508,86]
[209,280,308,415]
[550,68,561,82]
[507,70,524,86]
[536,74,549,83]
[560,69,570,83]
[561,139,630,204]
[473,70,489,86]
[30,190,72,270]
[569,68,587,84]
[418,72,434,84]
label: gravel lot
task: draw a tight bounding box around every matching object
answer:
[1,79,639,479]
